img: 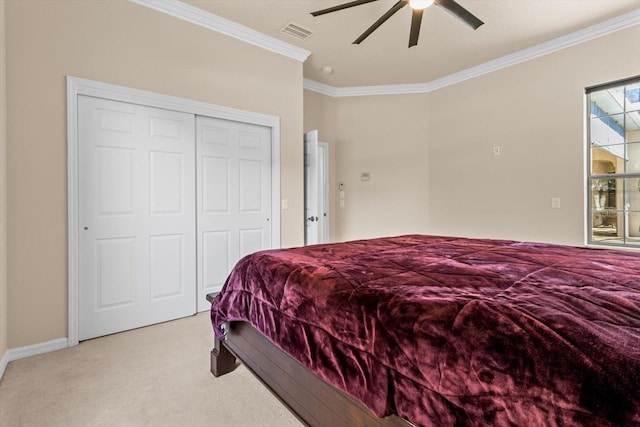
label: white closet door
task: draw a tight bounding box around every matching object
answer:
[78,95,196,340]
[196,116,272,311]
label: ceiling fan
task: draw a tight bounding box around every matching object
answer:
[310,0,484,48]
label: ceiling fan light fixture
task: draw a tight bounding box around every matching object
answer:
[409,0,434,10]
[310,0,483,47]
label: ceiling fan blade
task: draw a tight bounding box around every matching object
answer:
[435,0,484,30]
[353,0,407,44]
[311,0,379,17]
[408,8,423,47]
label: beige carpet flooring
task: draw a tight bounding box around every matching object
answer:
[0,313,303,427]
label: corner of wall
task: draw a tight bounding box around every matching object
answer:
[0,351,7,380]
[0,0,9,379]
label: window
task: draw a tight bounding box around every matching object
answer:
[587,76,640,247]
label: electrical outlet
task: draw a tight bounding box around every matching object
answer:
[551,197,561,209]
[493,146,501,156]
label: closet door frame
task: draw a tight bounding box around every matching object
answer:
[66,76,281,346]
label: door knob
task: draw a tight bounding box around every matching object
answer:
[306,216,318,222]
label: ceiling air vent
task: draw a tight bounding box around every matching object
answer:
[279,22,314,41]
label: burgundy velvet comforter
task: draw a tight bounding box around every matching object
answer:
[210,235,640,426]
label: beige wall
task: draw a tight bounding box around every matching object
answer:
[332,94,430,241]
[303,89,338,143]
[304,91,430,242]
[427,25,640,245]
[305,25,640,246]
[5,0,304,349]
[0,0,8,360]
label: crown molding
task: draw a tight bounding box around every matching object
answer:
[128,0,639,95]
[304,7,640,97]
[302,79,341,97]
[129,0,311,62]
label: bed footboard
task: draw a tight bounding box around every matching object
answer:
[209,320,407,427]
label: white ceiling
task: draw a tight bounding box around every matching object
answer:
[183,0,640,87]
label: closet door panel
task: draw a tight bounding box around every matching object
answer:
[196,116,272,311]
[78,95,196,340]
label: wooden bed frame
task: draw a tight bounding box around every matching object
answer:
[206,294,408,427]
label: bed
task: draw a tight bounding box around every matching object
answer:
[208,234,640,426]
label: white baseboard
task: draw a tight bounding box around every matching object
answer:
[0,338,68,380]
[0,350,8,380]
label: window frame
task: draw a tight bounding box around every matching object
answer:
[586,74,640,249]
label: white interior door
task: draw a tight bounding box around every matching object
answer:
[78,95,196,341]
[318,142,330,243]
[304,130,320,245]
[196,116,272,311]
